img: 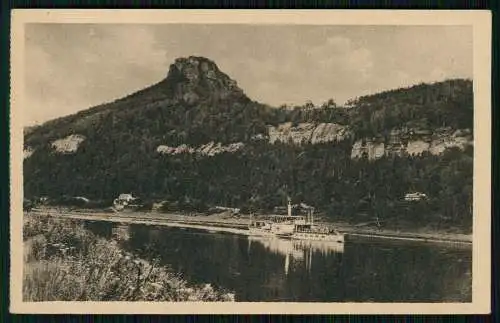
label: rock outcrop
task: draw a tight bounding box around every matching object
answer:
[165,56,248,104]
[351,128,472,160]
[267,122,471,160]
[268,122,351,145]
[23,146,35,159]
[51,134,86,154]
[157,141,245,157]
[351,140,386,160]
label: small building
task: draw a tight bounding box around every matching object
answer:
[118,194,136,202]
[214,206,240,214]
[38,196,49,204]
[113,193,138,210]
[404,192,428,201]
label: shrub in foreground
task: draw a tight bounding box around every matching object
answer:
[23,214,235,302]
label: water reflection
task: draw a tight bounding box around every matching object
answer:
[247,236,344,276]
[102,223,471,302]
[84,221,114,239]
[84,221,132,242]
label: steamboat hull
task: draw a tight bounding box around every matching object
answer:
[291,232,345,243]
[248,225,294,237]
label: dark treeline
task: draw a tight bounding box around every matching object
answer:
[24,139,473,232]
[349,79,473,138]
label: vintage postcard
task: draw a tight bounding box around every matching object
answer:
[10,9,491,314]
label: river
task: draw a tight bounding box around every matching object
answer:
[85,221,472,302]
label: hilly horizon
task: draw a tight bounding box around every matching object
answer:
[24,56,474,233]
[24,55,471,132]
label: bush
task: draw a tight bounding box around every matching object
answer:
[23,215,235,302]
[23,214,49,240]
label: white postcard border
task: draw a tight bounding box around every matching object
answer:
[10,9,492,314]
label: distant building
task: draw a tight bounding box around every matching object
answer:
[113,193,138,210]
[404,192,428,201]
[118,194,136,202]
[38,196,49,204]
[214,206,240,214]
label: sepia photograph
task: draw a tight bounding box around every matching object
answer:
[10,10,491,314]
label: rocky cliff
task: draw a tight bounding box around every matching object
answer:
[164,56,248,105]
[351,127,473,160]
[267,122,352,145]
[156,142,245,156]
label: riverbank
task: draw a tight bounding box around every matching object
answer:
[29,207,472,245]
[151,212,472,244]
[23,213,235,301]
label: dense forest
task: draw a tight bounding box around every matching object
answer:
[23,56,474,233]
[24,139,473,232]
[349,79,473,138]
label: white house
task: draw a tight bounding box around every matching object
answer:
[404,192,428,201]
[118,194,136,202]
[214,206,240,214]
[113,193,137,210]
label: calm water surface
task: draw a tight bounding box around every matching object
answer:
[86,222,472,302]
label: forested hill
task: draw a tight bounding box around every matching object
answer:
[23,56,474,233]
[349,79,473,138]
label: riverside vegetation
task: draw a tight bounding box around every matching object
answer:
[23,213,235,301]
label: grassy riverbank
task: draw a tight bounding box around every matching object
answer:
[23,213,235,301]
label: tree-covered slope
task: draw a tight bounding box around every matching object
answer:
[23,56,474,232]
[348,79,473,138]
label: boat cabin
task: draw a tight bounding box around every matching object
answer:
[250,220,269,228]
[271,215,305,223]
[294,223,338,234]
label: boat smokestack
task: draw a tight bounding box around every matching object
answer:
[287,197,292,217]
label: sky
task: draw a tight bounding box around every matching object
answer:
[24,24,473,126]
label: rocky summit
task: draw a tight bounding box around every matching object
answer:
[164,56,248,104]
[23,56,474,233]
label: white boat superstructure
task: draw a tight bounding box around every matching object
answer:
[248,197,345,243]
[249,197,305,237]
[248,215,298,237]
[291,203,345,243]
[291,225,345,243]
